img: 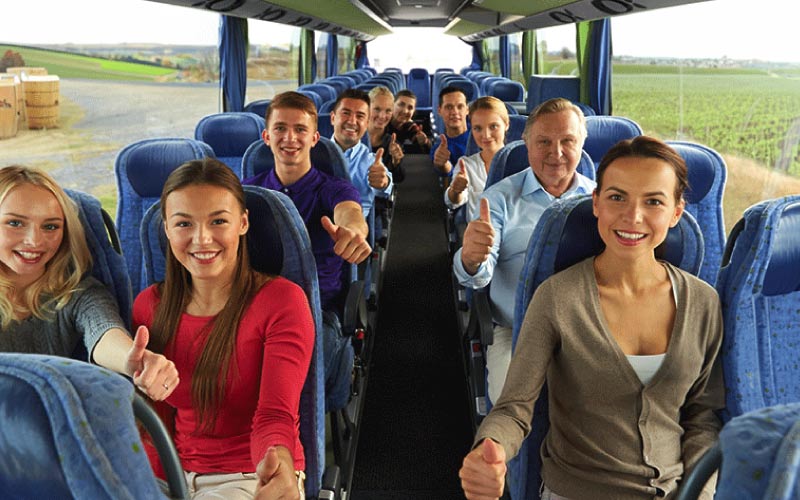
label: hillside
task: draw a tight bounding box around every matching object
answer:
[1,44,176,81]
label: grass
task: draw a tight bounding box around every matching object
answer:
[1,45,176,81]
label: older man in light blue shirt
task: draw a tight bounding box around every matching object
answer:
[454,98,596,404]
[330,89,393,219]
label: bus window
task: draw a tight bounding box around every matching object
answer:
[368,27,471,74]
[611,0,800,231]
[337,35,355,75]
[246,21,300,102]
[508,32,524,87]
[536,24,577,76]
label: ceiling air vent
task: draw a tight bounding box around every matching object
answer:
[395,0,441,6]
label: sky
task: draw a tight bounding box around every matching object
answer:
[2,0,799,63]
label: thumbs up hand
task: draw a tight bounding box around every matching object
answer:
[388,133,404,166]
[127,325,179,401]
[433,133,451,172]
[255,446,301,500]
[321,215,372,264]
[459,438,507,500]
[450,158,469,195]
[461,198,495,275]
[368,148,389,189]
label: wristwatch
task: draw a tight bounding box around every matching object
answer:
[295,470,306,497]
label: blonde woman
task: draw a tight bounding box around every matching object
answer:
[368,86,405,183]
[445,96,509,221]
[0,165,177,401]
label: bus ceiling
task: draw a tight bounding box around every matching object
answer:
[145,0,712,41]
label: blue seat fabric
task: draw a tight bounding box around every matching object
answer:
[114,138,215,295]
[194,112,265,178]
[485,140,596,189]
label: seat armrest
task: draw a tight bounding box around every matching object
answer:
[467,287,494,346]
[342,279,368,336]
[318,464,341,499]
[133,395,189,500]
[674,443,721,500]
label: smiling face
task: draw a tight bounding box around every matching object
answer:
[369,94,394,131]
[392,96,416,127]
[525,109,585,197]
[0,184,65,289]
[263,106,319,177]
[164,184,248,286]
[592,156,685,262]
[331,97,369,150]
[470,108,507,156]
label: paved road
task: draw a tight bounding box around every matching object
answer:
[1,79,221,194]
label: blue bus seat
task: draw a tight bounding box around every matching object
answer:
[716,195,800,422]
[241,136,349,181]
[407,67,431,108]
[487,79,525,102]
[677,403,800,500]
[527,75,580,113]
[299,83,338,104]
[479,76,504,97]
[667,141,727,286]
[0,353,187,500]
[319,77,350,94]
[194,112,265,178]
[297,89,323,111]
[140,186,329,498]
[65,189,132,331]
[243,99,271,118]
[114,138,215,295]
[583,115,643,167]
[508,194,704,500]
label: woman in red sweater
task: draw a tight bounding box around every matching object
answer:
[134,158,314,500]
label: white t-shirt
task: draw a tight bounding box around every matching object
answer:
[444,152,488,221]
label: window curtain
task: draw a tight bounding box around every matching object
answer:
[219,15,248,112]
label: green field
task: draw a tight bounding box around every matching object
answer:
[613,70,800,176]
[1,45,176,81]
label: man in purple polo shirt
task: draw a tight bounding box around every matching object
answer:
[243,91,370,410]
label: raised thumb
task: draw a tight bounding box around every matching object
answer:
[390,133,397,144]
[440,133,448,145]
[374,148,385,163]
[479,197,491,223]
[457,159,467,176]
[259,447,281,478]
[132,325,149,359]
[481,438,505,464]
[321,216,338,239]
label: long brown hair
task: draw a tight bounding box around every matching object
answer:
[149,158,266,432]
[0,165,91,328]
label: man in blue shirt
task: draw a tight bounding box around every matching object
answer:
[243,91,371,410]
[329,89,393,219]
[453,98,597,404]
[431,86,471,177]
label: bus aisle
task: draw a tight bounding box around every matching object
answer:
[350,153,474,499]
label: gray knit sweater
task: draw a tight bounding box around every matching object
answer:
[1,276,126,359]
[476,258,724,500]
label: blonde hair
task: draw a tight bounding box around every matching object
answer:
[368,86,394,102]
[0,165,91,328]
[469,96,510,128]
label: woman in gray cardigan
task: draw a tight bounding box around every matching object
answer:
[0,165,177,401]
[460,137,724,500]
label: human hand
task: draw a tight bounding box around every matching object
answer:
[450,159,469,194]
[459,438,507,500]
[389,133,404,165]
[368,148,389,189]
[255,447,301,500]
[461,198,494,275]
[126,325,179,401]
[434,133,450,168]
[321,216,372,264]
